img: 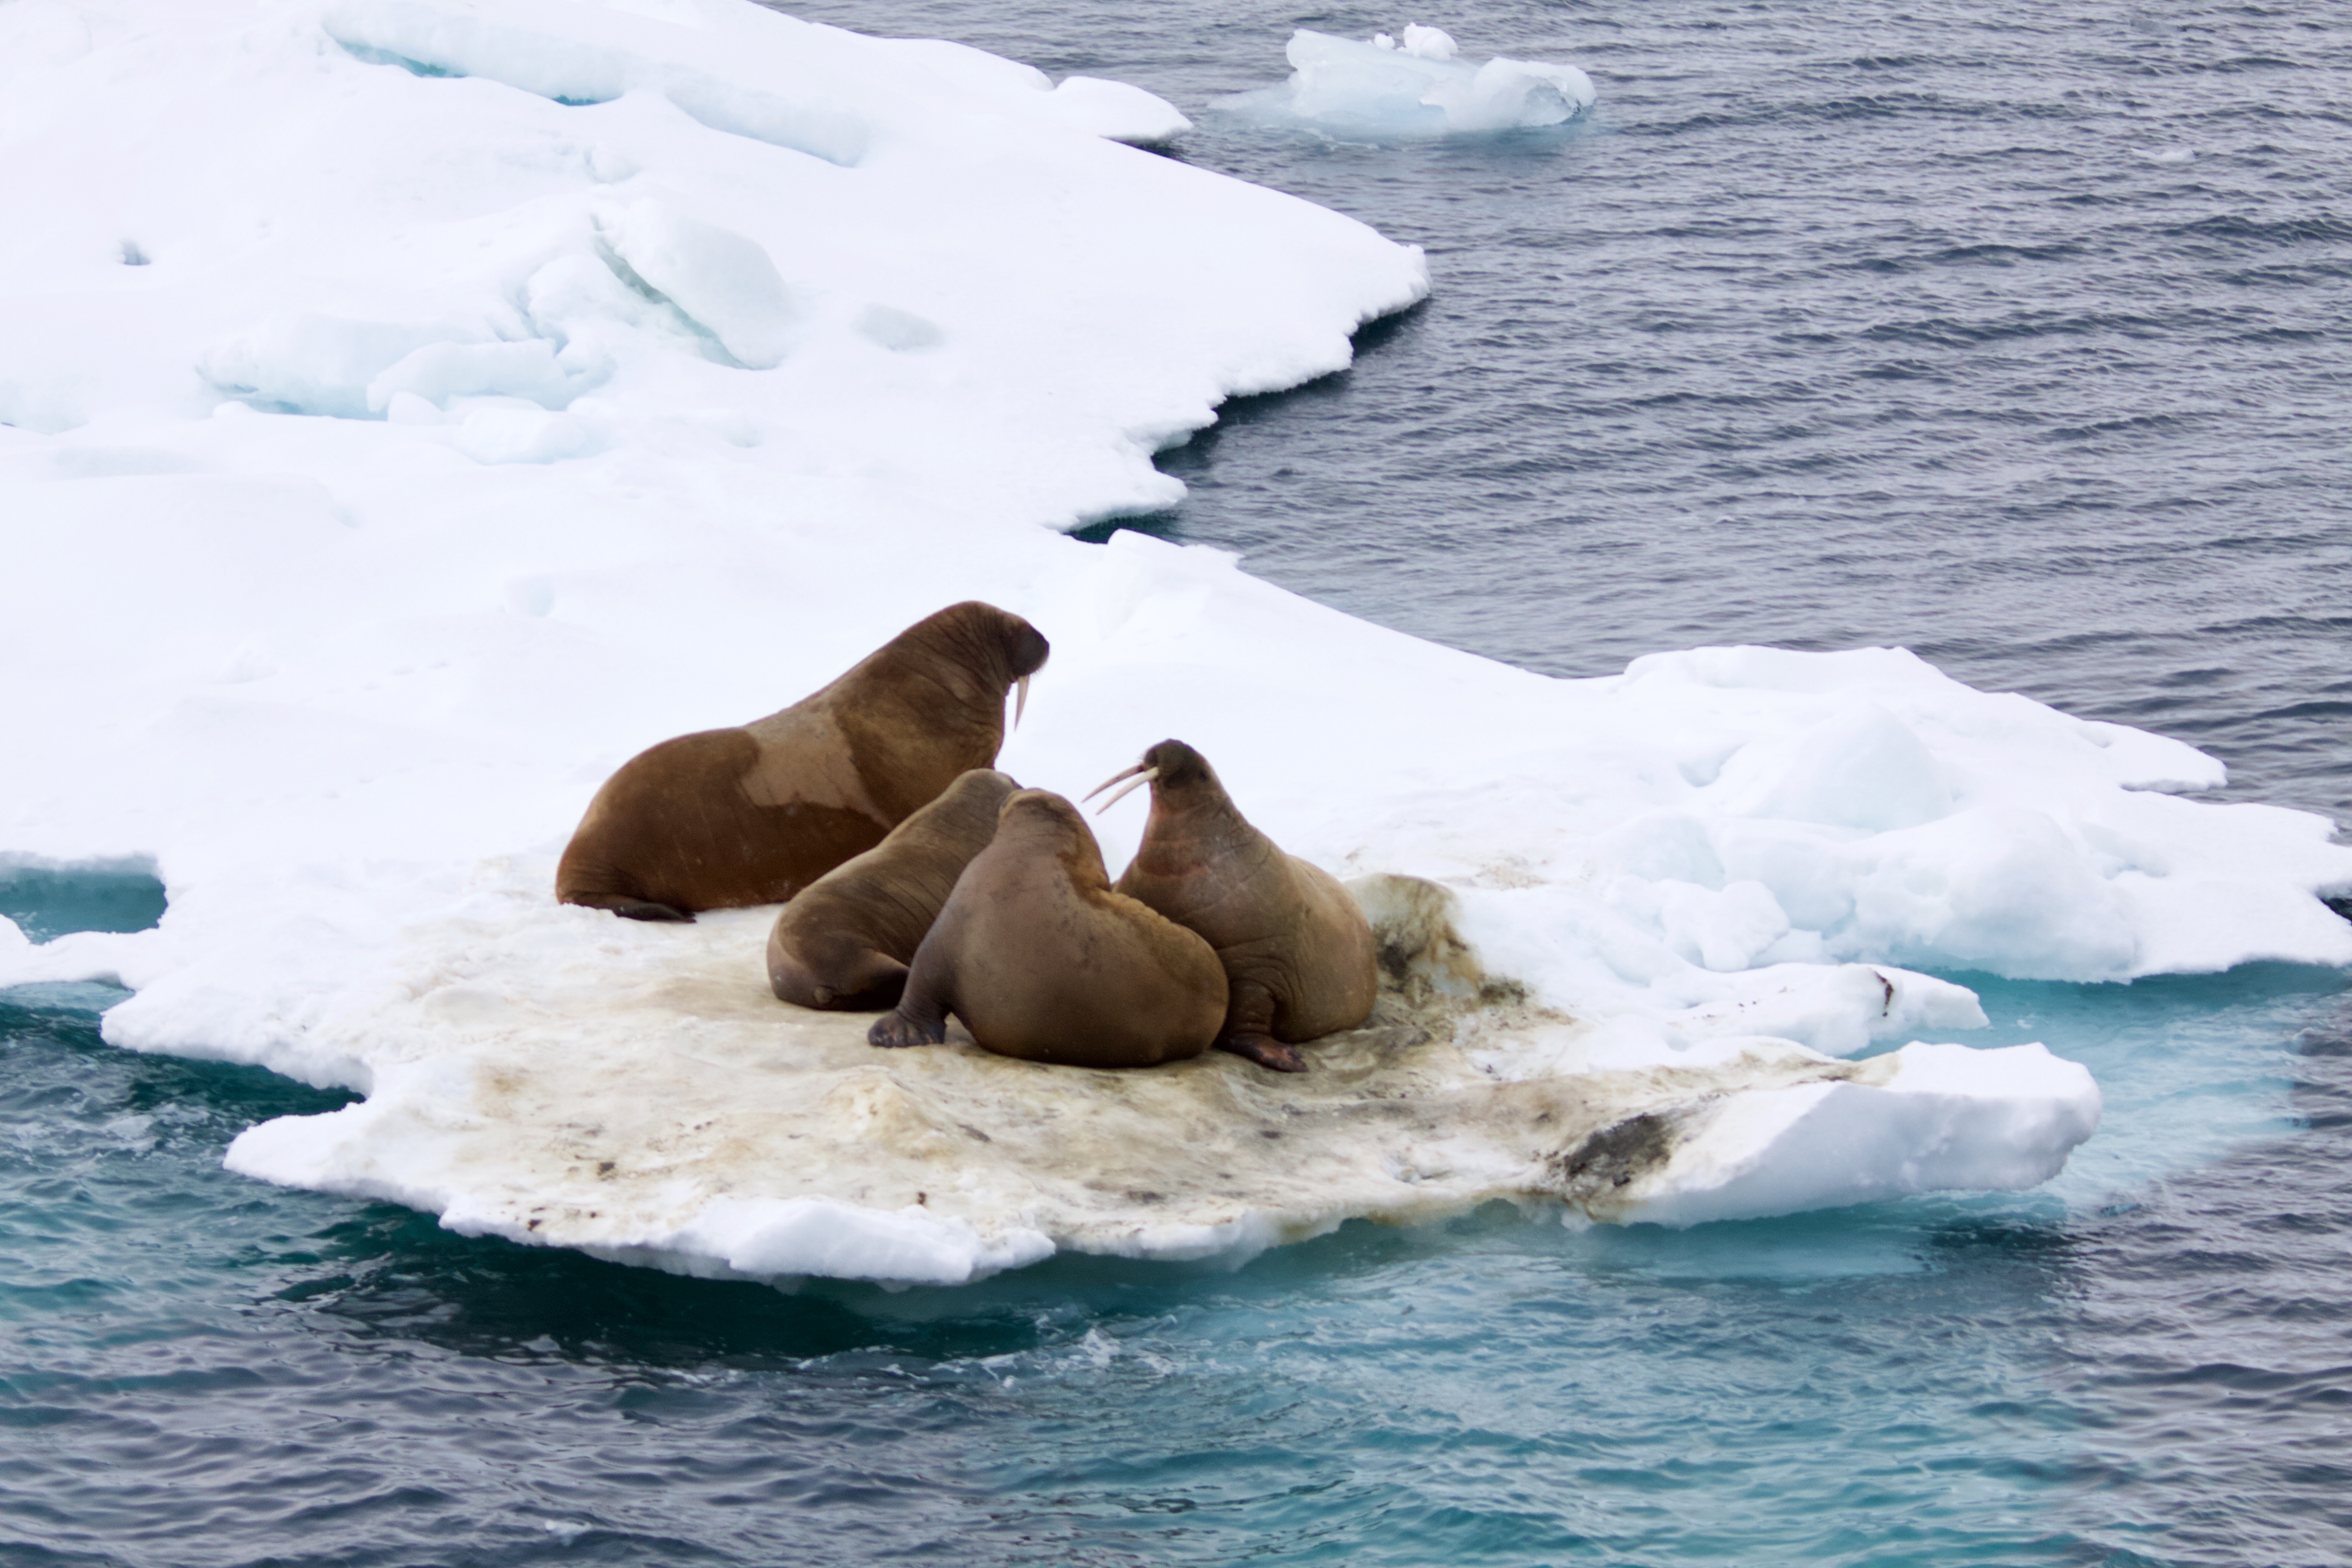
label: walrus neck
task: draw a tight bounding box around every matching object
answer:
[1132,786,1256,879]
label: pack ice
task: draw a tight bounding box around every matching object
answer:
[1217,25,1598,140]
[3,0,2347,1286]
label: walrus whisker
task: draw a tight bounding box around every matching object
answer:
[1082,761,1151,802]
[1092,768,1159,814]
[1015,673,1030,729]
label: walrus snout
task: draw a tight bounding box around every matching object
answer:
[1004,617,1048,728]
[1005,617,1050,679]
[1085,739,1216,814]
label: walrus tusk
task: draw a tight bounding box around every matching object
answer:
[1014,673,1030,729]
[1083,760,1150,802]
[1089,766,1159,814]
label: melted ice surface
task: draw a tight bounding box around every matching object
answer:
[2,0,2347,1283]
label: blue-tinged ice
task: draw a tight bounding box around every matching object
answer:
[1218,25,1596,140]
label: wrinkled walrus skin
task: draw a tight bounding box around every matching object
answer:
[557,602,1049,922]
[1098,739,1377,1073]
[868,790,1228,1069]
[766,768,1020,1011]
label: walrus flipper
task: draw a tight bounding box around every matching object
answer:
[869,1006,946,1048]
[1217,1032,1308,1074]
[1210,966,1311,1073]
[869,948,951,1047]
[777,948,909,1012]
[567,890,696,924]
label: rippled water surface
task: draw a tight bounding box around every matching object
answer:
[7,1,2350,1564]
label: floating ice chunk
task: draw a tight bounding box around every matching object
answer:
[1616,1042,2102,1226]
[215,889,2096,1286]
[1041,76,1193,146]
[596,200,797,369]
[1219,27,1596,140]
[1373,24,1460,60]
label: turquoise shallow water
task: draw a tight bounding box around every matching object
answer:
[9,0,2352,1559]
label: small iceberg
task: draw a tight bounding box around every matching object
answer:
[1218,25,1596,140]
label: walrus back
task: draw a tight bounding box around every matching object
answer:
[1267,856,1380,1043]
[767,769,1019,1009]
[884,796,1228,1069]
[558,728,889,916]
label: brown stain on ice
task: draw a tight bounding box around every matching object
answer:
[411,878,1890,1268]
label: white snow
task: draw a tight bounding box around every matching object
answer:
[3,0,2348,1285]
[1217,26,1597,140]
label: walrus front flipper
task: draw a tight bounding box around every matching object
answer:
[1218,1032,1308,1074]
[567,891,696,924]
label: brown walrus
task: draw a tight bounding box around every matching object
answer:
[868,789,1228,1068]
[1087,739,1376,1073]
[766,768,1020,1010]
[557,602,1049,922]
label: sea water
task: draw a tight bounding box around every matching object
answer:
[4,0,2349,1562]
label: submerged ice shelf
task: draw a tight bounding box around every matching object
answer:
[2,0,2348,1284]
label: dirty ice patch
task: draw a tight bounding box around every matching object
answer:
[1217,25,1597,140]
[217,884,2102,1287]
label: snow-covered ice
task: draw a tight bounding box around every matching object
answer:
[1217,26,1597,140]
[3,0,2348,1285]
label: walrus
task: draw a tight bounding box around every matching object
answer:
[1087,739,1377,1073]
[868,789,1228,1068]
[766,768,1020,1010]
[556,602,1049,921]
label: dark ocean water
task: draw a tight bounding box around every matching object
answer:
[6,2,2351,1564]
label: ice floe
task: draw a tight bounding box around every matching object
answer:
[214,879,2098,1284]
[3,0,2348,1285]
[1217,25,1597,140]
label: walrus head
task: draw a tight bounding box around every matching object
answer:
[1086,741,1268,902]
[1084,739,1225,816]
[907,600,1049,727]
[996,788,1115,884]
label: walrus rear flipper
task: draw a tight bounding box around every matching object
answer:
[567,890,696,924]
[1218,1032,1308,1074]
[869,1007,946,1048]
[773,946,910,1011]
